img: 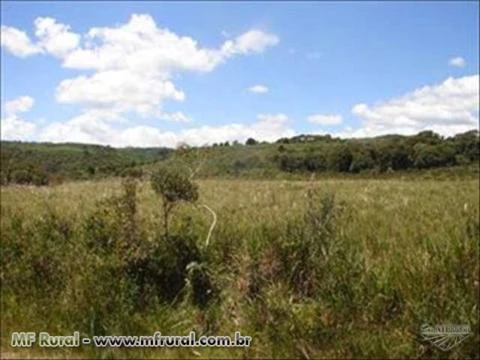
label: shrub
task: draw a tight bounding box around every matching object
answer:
[327,145,353,172]
[412,143,456,169]
[277,154,305,172]
[151,165,198,237]
[11,169,32,184]
[304,153,327,172]
[10,168,49,186]
[83,178,139,255]
[126,233,201,305]
[186,261,216,308]
[246,138,258,145]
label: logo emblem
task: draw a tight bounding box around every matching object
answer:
[420,324,471,351]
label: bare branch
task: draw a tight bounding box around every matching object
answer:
[200,204,217,247]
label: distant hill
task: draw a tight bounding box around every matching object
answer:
[0,142,172,184]
[1,129,478,184]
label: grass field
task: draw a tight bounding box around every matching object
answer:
[1,177,479,359]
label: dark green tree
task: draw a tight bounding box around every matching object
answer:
[246,138,258,145]
[327,144,353,172]
[348,145,375,173]
[451,130,479,162]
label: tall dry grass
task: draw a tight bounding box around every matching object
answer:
[1,177,479,358]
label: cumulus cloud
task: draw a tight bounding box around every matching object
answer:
[38,113,294,147]
[62,14,225,73]
[2,15,285,146]
[1,116,37,141]
[55,69,186,115]
[4,96,34,116]
[221,30,279,56]
[449,56,466,68]
[40,109,122,145]
[2,14,279,123]
[1,18,79,58]
[34,17,80,57]
[248,84,269,94]
[54,15,277,118]
[307,114,343,125]
[1,96,37,141]
[157,111,191,123]
[0,26,43,57]
[334,74,479,138]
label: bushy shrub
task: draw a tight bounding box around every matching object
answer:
[411,142,456,169]
[304,153,327,172]
[2,210,72,302]
[151,165,198,237]
[10,168,49,186]
[327,144,353,172]
[277,153,305,172]
[83,178,139,256]
[151,166,198,203]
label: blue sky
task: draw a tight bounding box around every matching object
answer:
[1,1,478,147]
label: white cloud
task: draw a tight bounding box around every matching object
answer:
[58,16,278,74]
[248,84,269,94]
[1,116,37,141]
[34,17,80,57]
[178,113,293,146]
[2,15,284,147]
[1,96,37,141]
[57,15,277,117]
[0,25,43,57]
[221,29,279,56]
[4,96,34,116]
[2,14,280,122]
[55,69,186,115]
[449,56,466,68]
[37,113,294,147]
[1,18,79,58]
[62,14,225,72]
[157,111,191,123]
[40,109,121,145]
[336,75,479,138]
[307,114,343,125]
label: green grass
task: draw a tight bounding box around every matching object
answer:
[1,177,479,359]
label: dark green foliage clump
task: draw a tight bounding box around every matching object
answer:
[151,166,199,203]
[10,167,49,186]
[246,138,258,145]
[151,165,199,237]
[126,233,201,305]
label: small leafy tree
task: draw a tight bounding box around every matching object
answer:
[151,166,199,237]
[246,138,257,145]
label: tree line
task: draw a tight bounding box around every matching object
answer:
[0,129,478,185]
[273,130,479,173]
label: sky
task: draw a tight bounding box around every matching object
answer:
[1,1,479,148]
